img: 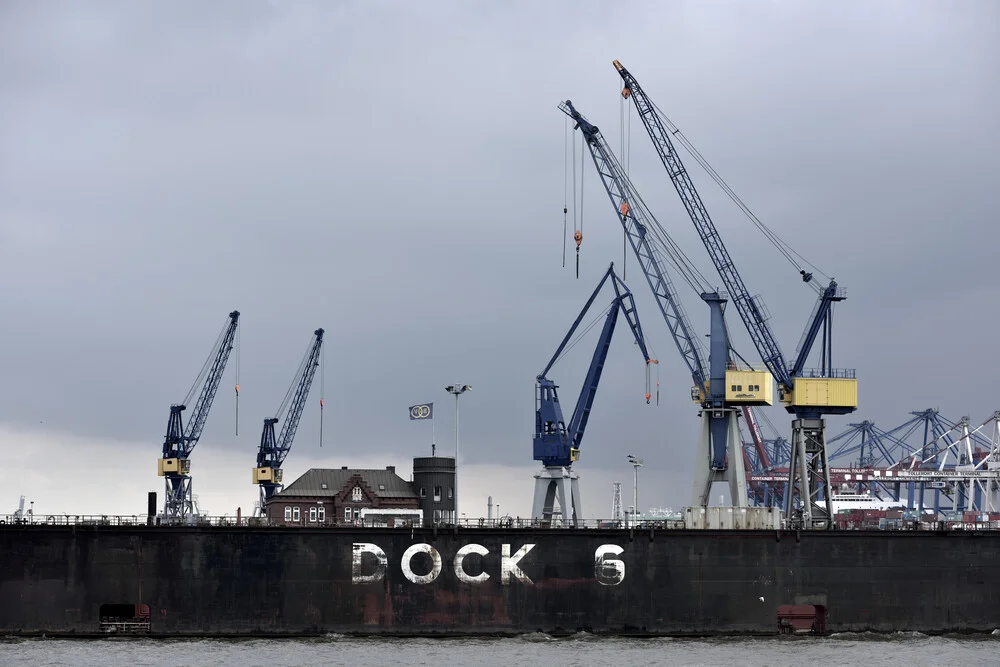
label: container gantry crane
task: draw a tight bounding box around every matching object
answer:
[159,310,240,521]
[561,101,771,509]
[253,328,324,516]
[532,263,655,526]
[612,59,858,528]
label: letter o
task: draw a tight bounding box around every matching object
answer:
[402,543,442,584]
[454,544,490,584]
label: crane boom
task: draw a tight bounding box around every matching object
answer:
[254,328,325,514]
[184,311,241,447]
[559,100,707,396]
[611,61,791,391]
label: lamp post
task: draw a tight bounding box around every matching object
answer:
[627,454,643,528]
[445,384,471,523]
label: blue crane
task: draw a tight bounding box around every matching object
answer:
[612,60,858,527]
[560,100,770,508]
[159,310,240,520]
[531,263,654,525]
[254,328,324,515]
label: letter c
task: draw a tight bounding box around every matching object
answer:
[454,544,490,584]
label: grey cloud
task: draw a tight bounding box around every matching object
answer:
[1,1,997,512]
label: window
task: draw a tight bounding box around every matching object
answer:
[448,487,453,499]
[378,484,385,491]
[284,506,292,521]
[352,486,363,502]
[420,487,426,498]
[434,486,442,502]
[321,483,328,490]
[318,506,325,522]
[433,509,441,522]
[292,506,300,522]
[731,385,737,392]
[353,508,360,519]
[309,507,317,523]
[344,507,352,521]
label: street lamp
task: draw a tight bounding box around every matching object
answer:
[627,454,643,528]
[446,383,471,523]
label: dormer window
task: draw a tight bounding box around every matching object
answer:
[351,486,363,502]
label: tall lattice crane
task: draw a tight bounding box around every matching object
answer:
[159,310,240,521]
[561,101,771,508]
[612,59,858,527]
[253,328,324,516]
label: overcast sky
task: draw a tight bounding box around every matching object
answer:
[2,1,998,520]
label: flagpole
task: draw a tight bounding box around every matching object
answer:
[432,418,435,456]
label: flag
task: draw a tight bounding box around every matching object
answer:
[409,403,433,420]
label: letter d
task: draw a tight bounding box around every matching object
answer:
[353,543,387,584]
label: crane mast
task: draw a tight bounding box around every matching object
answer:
[532,263,654,526]
[159,310,240,521]
[254,328,325,516]
[613,59,858,527]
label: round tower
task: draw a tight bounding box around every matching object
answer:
[412,456,456,526]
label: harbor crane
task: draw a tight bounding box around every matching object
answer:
[532,263,655,526]
[561,101,771,510]
[159,310,240,521]
[253,328,324,516]
[612,60,858,527]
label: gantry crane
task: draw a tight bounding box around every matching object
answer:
[253,328,324,516]
[612,59,858,527]
[159,310,240,521]
[561,101,771,509]
[532,263,655,526]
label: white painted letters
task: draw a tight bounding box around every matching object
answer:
[502,543,535,585]
[454,544,490,584]
[352,543,387,584]
[352,542,541,586]
[594,544,625,586]
[401,543,443,584]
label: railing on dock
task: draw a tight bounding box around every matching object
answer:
[2,511,1000,531]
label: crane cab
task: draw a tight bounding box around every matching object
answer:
[158,457,191,476]
[725,370,774,406]
[692,371,775,406]
[253,467,283,484]
[781,377,858,411]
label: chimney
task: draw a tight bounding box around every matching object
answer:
[386,465,395,474]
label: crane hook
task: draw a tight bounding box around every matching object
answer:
[574,230,583,279]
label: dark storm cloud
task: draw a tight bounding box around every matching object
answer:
[2,1,997,510]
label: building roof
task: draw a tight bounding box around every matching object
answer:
[278,467,417,499]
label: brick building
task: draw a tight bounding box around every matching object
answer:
[265,465,421,526]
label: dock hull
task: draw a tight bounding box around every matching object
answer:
[1,525,997,636]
